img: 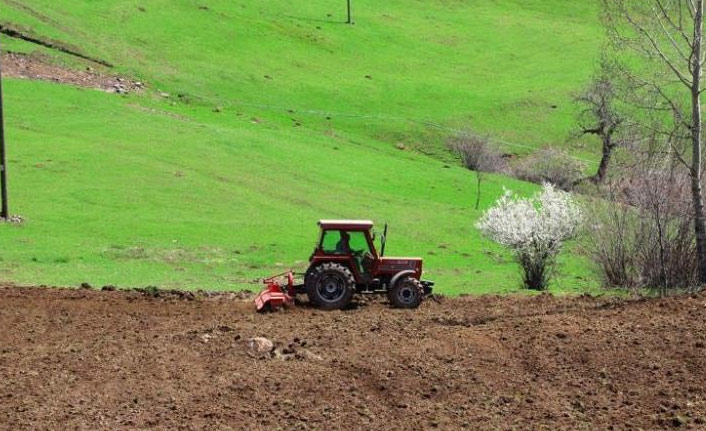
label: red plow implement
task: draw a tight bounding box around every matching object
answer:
[254,271,296,312]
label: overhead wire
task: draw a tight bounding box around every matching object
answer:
[230,101,602,165]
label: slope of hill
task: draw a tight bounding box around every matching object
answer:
[0,0,602,293]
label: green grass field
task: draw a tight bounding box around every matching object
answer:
[0,0,604,294]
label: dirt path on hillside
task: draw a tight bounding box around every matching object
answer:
[2,52,143,93]
[1,287,705,430]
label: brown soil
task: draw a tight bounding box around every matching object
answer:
[1,286,706,431]
[2,52,143,93]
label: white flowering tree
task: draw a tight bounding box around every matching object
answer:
[476,183,583,290]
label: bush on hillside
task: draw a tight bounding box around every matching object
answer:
[584,170,698,293]
[476,183,583,290]
[514,148,586,191]
[448,133,508,174]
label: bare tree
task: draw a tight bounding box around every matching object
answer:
[603,0,706,283]
[574,57,625,184]
[448,133,507,209]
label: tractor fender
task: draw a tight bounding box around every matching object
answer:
[389,270,416,289]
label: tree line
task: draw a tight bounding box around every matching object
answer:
[466,0,706,293]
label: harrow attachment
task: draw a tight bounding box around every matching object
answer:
[254,271,297,312]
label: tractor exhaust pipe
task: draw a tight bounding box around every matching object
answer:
[380,223,388,257]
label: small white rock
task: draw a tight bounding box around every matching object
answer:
[247,337,274,357]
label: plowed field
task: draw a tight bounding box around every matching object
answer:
[1,286,705,430]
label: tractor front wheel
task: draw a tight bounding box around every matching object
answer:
[306,263,356,310]
[388,277,423,309]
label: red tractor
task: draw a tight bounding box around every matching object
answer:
[255,220,434,311]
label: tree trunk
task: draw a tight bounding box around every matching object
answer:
[691,0,706,284]
[594,139,614,184]
[475,171,482,210]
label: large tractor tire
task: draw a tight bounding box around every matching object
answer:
[306,263,356,310]
[388,276,423,309]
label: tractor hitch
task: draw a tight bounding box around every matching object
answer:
[421,280,435,296]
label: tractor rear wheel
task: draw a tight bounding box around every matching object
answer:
[306,263,356,310]
[388,277,423,309]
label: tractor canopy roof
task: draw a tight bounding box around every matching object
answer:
[318,219,374,230]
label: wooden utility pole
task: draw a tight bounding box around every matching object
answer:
[0,36,8,220]
[346,0,353,24]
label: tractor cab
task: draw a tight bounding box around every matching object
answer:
[313,220,378,282]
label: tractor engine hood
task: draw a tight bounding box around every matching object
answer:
[378,257,423,275]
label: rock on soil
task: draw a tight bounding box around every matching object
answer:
[247,337,274,357]
[247,336,322,361]
[2,52,144,93]
[1,286,706,430]
[0,214,23,224]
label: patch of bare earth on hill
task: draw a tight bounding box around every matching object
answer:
[1,287,706,430]
[2,52,144,93]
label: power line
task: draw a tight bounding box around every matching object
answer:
[230,101,601,165]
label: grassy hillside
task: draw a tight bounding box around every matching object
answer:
[0,0,603,294]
